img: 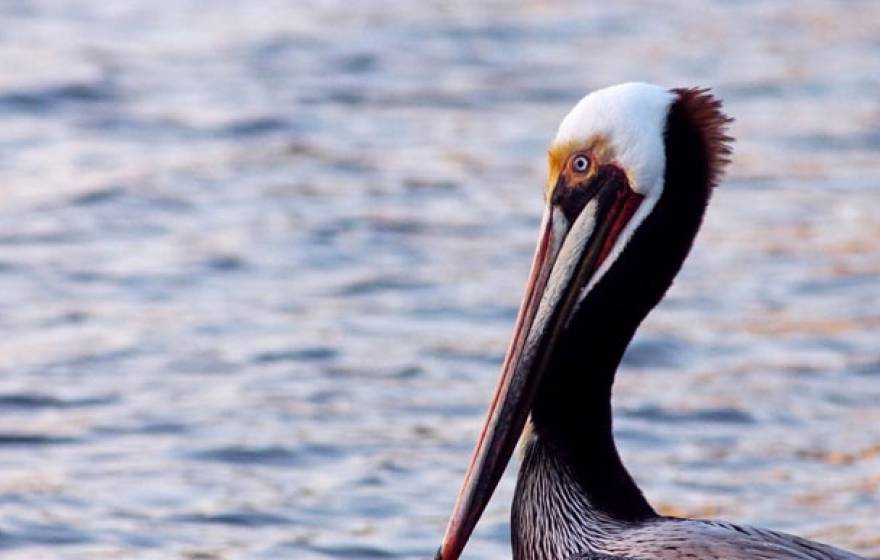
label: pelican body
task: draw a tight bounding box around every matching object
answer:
[435,83,863,560]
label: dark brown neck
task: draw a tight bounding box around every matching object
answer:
[521,88,732,525]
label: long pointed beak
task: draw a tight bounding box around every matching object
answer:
[436,169,643,560]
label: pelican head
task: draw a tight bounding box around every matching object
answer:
[436,82,732,559]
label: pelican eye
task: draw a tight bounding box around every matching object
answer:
[571,155,590,173]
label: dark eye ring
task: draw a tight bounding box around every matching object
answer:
[571,155,590,173]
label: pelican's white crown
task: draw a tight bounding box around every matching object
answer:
[554,82,674,196]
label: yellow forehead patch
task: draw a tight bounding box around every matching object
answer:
[545,135,615,200]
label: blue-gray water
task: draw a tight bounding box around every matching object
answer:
[0,1,879,558]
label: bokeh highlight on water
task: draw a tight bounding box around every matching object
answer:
[0,1,878,558]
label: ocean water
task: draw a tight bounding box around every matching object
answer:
[0,1,878,558]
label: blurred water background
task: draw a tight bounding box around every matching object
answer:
[0,1,879,558]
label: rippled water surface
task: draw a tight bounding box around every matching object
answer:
[1,1,879,558]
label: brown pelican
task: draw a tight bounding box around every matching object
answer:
[435,83,863,560]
